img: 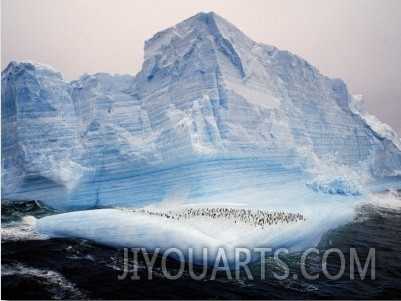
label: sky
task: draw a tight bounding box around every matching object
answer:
[2,0,401,136]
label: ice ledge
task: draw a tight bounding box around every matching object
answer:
[349,94,401,151]
[2,60,63,81]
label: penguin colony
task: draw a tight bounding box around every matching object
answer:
[132,208,305,229]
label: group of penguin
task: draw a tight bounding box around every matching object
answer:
[132,207,305,229]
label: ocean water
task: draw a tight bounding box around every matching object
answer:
[1,193,401,300]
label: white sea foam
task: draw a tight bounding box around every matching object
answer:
[369,189,401,210]
[1,263,86,299]
[1,215,48,241]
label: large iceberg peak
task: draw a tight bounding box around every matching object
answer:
[2,12,401,211]
[144,12,235,57]
[142,12,250,79]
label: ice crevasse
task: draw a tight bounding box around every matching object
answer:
[2,12,401,266]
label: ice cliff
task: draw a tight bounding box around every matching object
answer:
[2,12,401,211]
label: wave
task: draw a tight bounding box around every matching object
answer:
[1,200,59,242]
[2,263,86,299]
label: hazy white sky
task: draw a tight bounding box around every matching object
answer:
[2,0,401,135]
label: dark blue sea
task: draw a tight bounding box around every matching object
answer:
[2,193,401,300]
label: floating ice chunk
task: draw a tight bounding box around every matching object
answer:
[36,196,356,267]
[307,177,361,196]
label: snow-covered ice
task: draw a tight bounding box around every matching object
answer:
[36,188,356,267]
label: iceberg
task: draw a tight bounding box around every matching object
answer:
[2,12,401,265]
